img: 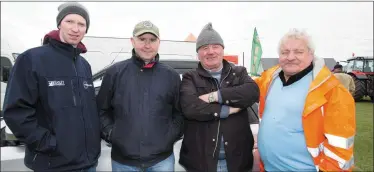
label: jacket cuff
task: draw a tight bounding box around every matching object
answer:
[49,135,57,151]
[220,105,230,118]
[211,105,222,120]
[219,90,231,105]
[217,91,223,104]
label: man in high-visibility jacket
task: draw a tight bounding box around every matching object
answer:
[255,29,356,171]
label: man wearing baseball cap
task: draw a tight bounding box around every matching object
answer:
[97,20,183,171]
[3,2,100,171]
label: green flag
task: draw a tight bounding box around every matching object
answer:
[250,27,263,76]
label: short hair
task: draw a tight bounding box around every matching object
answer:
[334,64,343,69]
[278,28,315,55]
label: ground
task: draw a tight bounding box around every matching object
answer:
[354,100,373,171]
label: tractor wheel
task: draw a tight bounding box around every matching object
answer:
[354,78,366,101]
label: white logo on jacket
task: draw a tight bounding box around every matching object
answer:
[48,80,65,87]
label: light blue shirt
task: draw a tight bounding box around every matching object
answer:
[206,68,229,160]
[258,71,316,171]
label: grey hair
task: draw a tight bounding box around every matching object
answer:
[277,28,315,55]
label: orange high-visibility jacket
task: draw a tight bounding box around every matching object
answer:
[255,58,356,171]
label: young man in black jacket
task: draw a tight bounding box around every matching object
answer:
[97,20,184,172]
[2,2,101,172]
[179,23,260,172]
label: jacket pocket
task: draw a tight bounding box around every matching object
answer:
[51,107,85,166]
[44,76,76,108]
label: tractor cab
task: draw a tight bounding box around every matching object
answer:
[345,56,374,74]
[343,56,374,101]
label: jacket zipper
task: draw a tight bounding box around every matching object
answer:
[32,153,38,162]
[32,132,45,164]
[72,52,90,163]
[71,80,77,106]
[212,67,231,158]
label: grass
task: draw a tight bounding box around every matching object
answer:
[353,100,373,171]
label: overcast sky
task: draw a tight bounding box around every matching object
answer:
[1,2,373,67]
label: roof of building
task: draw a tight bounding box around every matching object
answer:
[184,33,197,42]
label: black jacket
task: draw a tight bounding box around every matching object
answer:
[179,60,260,172]
[3,33,101,171]
[97,50,184,168]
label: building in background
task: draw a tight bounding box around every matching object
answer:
[184,33,239,65]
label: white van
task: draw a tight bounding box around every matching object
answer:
[1,49,22,147]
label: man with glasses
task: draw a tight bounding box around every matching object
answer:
[97,20,183,172]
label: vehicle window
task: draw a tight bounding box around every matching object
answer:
[346,60,354,72]
[363,60,373,72]
[174,68,193,75]
[1,56,12,82]
[353,60,364,71]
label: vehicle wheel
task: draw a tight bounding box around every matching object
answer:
[354,78,366,101]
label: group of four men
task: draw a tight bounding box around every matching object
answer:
[3,2,356,172]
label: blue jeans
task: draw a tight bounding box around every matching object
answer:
[217,159,228,172]
[112,153,175,172]
[84,165,96,172]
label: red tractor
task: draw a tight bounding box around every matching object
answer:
[342,56,374,101]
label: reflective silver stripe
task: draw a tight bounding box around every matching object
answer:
[250,124,259,135]
[307,147,320,158]
[315,165,319,171]
[325,133,354,149]
[324,146,354,170]
[308,73,331,93]
[307,142,324,158]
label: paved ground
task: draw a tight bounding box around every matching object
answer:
[1,140,186,171]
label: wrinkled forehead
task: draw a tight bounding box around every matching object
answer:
[280,38,308,51]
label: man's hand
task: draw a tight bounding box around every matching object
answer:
[253,134,258,149]
[229,107,241,114]
[199,91,218,103]
[252,147,260,172]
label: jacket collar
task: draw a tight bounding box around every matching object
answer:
[258,57,337,118]
[131,49,159,68]
[266,57,333,92]
[197,59,233,78]
[42,30,87,58]
[279,62,313,86]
